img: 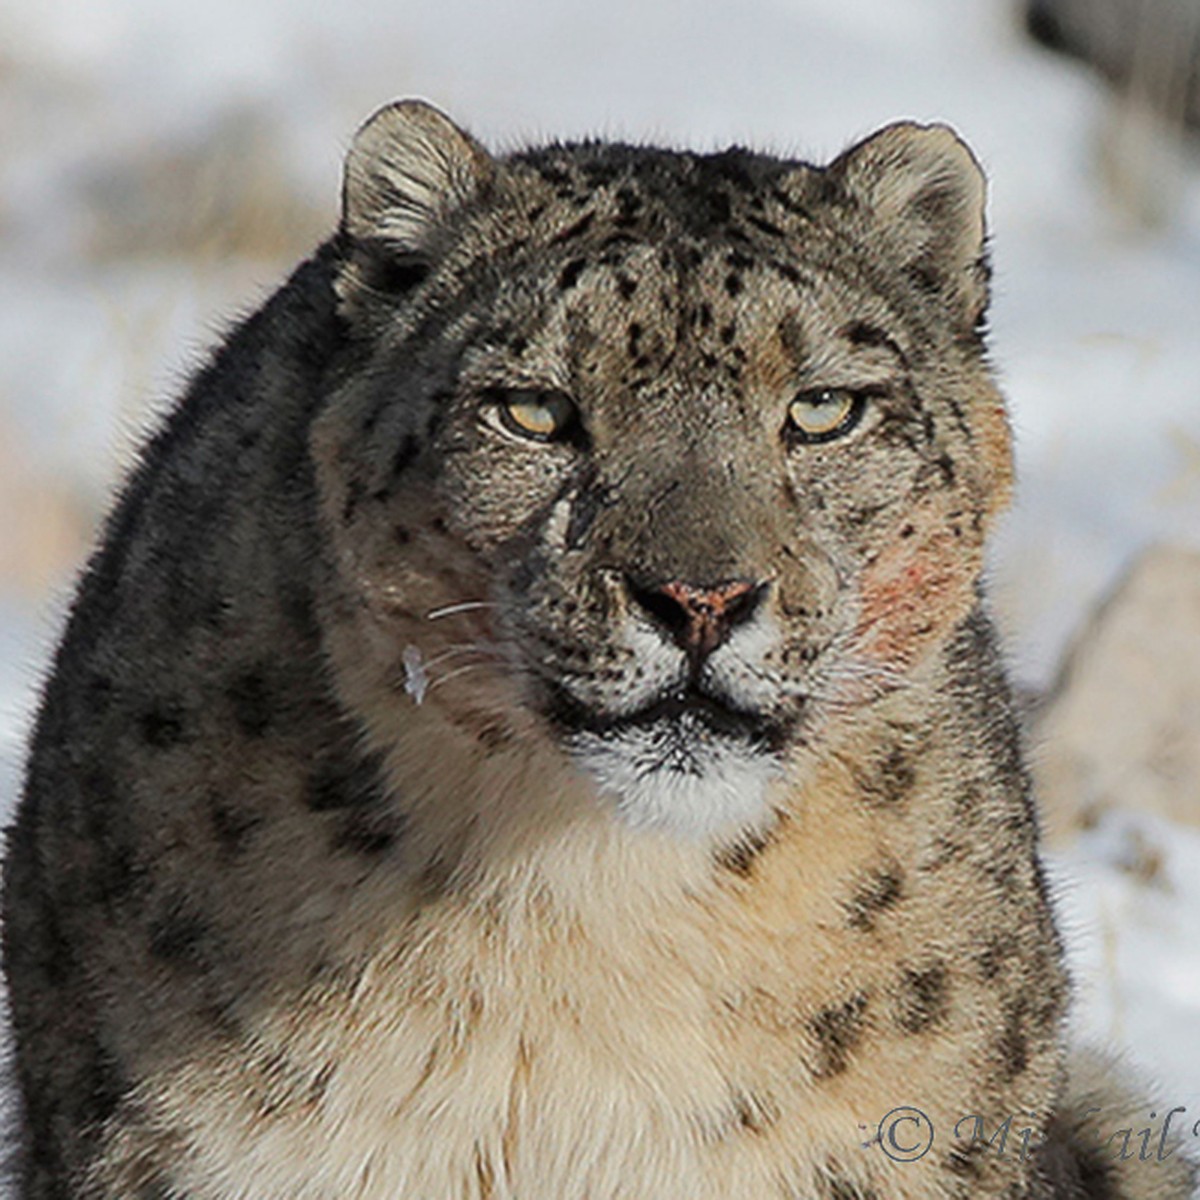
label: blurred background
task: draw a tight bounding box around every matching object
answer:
[2,0,1199,1145]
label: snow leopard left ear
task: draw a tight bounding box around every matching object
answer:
[337,99,495,305]
[827,122,989,332]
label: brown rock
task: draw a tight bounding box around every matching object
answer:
[1035,544,1200,841]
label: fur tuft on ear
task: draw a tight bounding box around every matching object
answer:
[338,100,494,303]
[829,122,989,330]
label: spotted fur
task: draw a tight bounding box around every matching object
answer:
[3,101,1192,1199]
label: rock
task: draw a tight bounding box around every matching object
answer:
[1023,0,1200,132]
[1034,544,1200,842]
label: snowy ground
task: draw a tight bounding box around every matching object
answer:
[1,0,1199,1178]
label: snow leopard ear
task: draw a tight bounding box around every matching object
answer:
[828,122,989,332]
[338,100,495,304]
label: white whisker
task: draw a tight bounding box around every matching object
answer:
[421,642,504,670]
[425,601,501,621]
[426,662,493,693]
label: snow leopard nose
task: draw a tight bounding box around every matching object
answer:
[628,578,764,659]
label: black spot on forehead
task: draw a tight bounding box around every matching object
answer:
[746,213,785,238]
[559,259,586,291]
[550,211,596,245]
[513,141,793,243]
[841,320,909,366]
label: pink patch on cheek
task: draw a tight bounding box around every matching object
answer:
[855,529,980,669]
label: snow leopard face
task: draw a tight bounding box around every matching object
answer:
[316,101,1012,839]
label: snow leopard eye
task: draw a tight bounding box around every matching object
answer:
[785,389,866,444]
[488,389,581,444]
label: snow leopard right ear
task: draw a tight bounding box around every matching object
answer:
[337,100,495,305]
[826,122,989,333]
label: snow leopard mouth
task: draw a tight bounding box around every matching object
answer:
[543,682,792,752]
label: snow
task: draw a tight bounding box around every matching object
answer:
[1050,813,1200,1120]
[1,0,1198,1180]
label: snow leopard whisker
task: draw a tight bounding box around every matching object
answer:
[420,641,505,670]
[425,601,502,621]
[425,661,496,693]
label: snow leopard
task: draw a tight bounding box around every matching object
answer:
[4,100,1193,1199]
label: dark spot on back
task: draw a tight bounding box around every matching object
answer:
[976,933,1016,981]
[809,992,868,1078]
[281,582,319,641]
[305,745,388,812]
[946,1141,986,1178]
[226,668,273,737]
[816,1169,879,1200]
[332,809,404,856]
[895,963,950,1034]
[386,434,420,482]
[149,897,211,969]
[209,797,261,855]
[922,835,964,873]
[92,820,142,909]
[844,866,903,931]
[714,824,773,877]
[139,701,187,749]
[996,992,1030,1081]
[859,744,915,807]
[86,673,114,713]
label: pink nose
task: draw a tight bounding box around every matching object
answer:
[630,578,762,658]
